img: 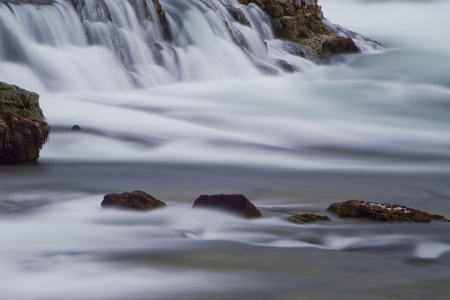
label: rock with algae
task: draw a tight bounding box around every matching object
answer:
[101,190,166,212]
[288,213,330,224]
[327,200,449,223]
[0,81,45,121]
[0,82,50,164]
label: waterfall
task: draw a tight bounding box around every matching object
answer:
[0,0,314,92]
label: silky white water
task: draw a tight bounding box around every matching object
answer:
[1,0,450,299]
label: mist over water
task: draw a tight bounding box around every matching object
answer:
[1,0,450,299]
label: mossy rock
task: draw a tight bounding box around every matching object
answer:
[288,213,330,224]
[101,190,166,211]
[327,200,449,223]
[0,81,44,121]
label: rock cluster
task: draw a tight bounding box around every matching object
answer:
[101,191,449,225]
[0,82,50,164]
[101,192,263,218]
[327,200,448,223]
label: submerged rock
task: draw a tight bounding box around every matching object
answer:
[327,200,448,223]
[288,213,330,224]
[101,190,166,211]
[193,194,262,218]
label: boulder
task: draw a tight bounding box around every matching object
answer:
[101,190,166,211]
[288,213,330,224]
[0,82,49,164]
[327,200,449,223]
[193,194,262,218]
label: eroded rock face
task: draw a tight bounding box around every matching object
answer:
[327,200,448,223]
[244,0,359,59]
[193,194,262,218]
[101,190,166,211]
[0,111,50,164]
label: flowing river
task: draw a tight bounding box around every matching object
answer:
[1,0,450,299]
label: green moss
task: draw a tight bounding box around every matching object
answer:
[288,213,330,224]
[0,82,45,120]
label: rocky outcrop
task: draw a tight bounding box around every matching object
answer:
[0,81,45,121]
[288,213,330,224]
[193,194,262,218]
[101,190,166,211]
[0,82,49,164]
[327,200,449,223]
[242,0,359,60]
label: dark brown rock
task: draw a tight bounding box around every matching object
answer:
[226,6,252,27]
[288,213,330,224]
[322,36,359,54]
[327,200,449,223]
[101,190,166,211]
[193,194,262,218]
[0,111,50,164]
[279,16,308,39]
[264,5,284,18]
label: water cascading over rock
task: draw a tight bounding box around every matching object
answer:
[0,0,379,92]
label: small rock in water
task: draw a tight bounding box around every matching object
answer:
[101,190,166,211]
[71,125,81,131]
[327,200,448,223]
[288,213,330,224]
[192,194,262,218]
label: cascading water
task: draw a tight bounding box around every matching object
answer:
[2,1,450,300]
[0,0,320,92]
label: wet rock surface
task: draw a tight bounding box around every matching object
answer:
[244,0,359,59]
[193,194,262,218]
[101,190,166,211]
[0,81,45,121]
[288,213,330,224]
[1,82,49,164]
[327,200,449,223]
